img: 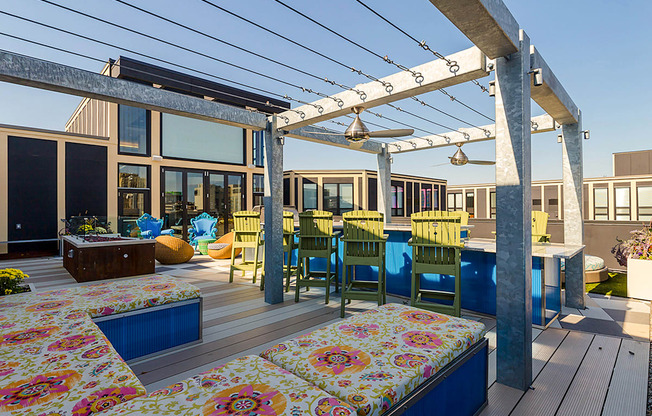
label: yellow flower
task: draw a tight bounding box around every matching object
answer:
[4,289,11,295]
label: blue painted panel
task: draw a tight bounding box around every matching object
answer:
[95,302,201,361]
[403,343,488,416]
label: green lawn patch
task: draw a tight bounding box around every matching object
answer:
[586,272,627,298]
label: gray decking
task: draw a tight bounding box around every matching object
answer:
[2,256,648,415]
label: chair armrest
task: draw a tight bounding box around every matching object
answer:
[161,229,174,236]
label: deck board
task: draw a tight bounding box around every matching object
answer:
[511,331,594,416]
[556,335,621,416]
[601,338,648,416]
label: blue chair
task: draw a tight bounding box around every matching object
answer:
[136,213,174,239]
[188,212,218,248]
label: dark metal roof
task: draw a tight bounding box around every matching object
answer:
[111,56,290,114]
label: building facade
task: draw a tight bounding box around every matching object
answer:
[283,170,447,220]
[0,57,288,258]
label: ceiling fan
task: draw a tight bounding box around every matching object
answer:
[432,143,495,167]
[310,107,413,146]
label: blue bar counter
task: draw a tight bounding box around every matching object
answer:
[294,224,583,327]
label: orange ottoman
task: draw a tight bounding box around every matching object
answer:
[155,236,194,264]
[207,232,241,260]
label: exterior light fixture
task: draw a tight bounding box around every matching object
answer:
[531,68,543,86]
[557,134,563,143]
[583,130,590,140]
[488,81,496,97]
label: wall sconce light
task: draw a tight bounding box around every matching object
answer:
[530,68,543,86]
[582,130,590,140]
[152,155,163,161]
[557,134,563,143]
[488,81,496,97]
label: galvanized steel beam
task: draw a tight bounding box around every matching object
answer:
[0,51,268,130]
[377,146,392,223]
[275,47,489,130]
[428,0,519,59]
[388,114,555,153]
[530,47,579,125]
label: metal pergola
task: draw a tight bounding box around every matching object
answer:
[0,0,585,392]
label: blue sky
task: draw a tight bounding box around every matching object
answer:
[0,0,650,184]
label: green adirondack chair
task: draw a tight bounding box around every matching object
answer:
[229,211,264,290]
[340,210,387,318]
[295,210,339,304]
[532,210,551,243]
[409,211,464,317]
[283,211,297,292]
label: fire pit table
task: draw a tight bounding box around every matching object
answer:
[62,235,155,282]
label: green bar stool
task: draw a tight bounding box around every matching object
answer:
[295,210,339,304]
[229,211,265,290]
[283,211,298,292]
[340,210,387,318]
[409,211,463,317]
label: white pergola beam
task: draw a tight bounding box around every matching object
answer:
[389,114,555,153]
[530,47,579,125]
[275,46,489,130]
[285,126,383,154]
[429,0,519,59]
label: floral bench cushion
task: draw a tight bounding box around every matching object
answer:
[0,311,146,415]
[0,275,201,318]
[260,303,486,416]
[104,355,356,415]
[560,255,605,272]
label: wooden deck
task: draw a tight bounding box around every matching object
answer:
[2,256,648,415]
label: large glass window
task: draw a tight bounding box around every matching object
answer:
[638,186,652,222]
[162,113,244,164]
[490,191,496,219]
[421,186,432,211]
[593,188,609,220]
[253,174,264,207]
[324,183,353,215]
[615,187,630,221]
[119,105,149,155]
[447,193,463,211]
[303,183,317,210]
[118,163,150,236]
[391,184,404,216]
[253,131,265,167]
[466,191,475,217]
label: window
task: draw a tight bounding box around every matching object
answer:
[532,198,542,211]
[447,193,463,211]
[117,164,150,236]
[466,192,475,217]
[490,191,496,219]
[637,186,652,222]
[391,184,404,216]
[421,186,432,211]
[303,182,318,210]
[253,174,264,207]
[253,131,265,167]
[324,183,353,215]
[162,113,244,164]
[119,105,149,155]
[615,187,631,221]
[433,188,439,209]
[593,188,609,220]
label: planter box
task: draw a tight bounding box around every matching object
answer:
[627,258,652,300]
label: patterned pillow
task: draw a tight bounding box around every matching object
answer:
[207,243,229,251]
[560,255,605,271]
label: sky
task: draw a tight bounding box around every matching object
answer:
[0,0,650,185]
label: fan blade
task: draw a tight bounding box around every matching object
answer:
[303,131,345,135]
[467,160,496,165]
[430,162,450,167]
[368,129,414,138]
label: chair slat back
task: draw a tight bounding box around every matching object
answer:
[449,210,469,226]
[283,211,295,247]
[342,210,384,257]
[532,210,550,241]
[233,211,261,243]
[298,210,333,251]
[411,211,462,266]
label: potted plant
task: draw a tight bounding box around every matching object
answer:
[612,224,652,300]
[0,268,33,296]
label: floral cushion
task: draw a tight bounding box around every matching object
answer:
[0,311,146,415]
[0,275,200,318]
[560,255,605,272]
[260,303,486,416]
[104,355,356,415]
